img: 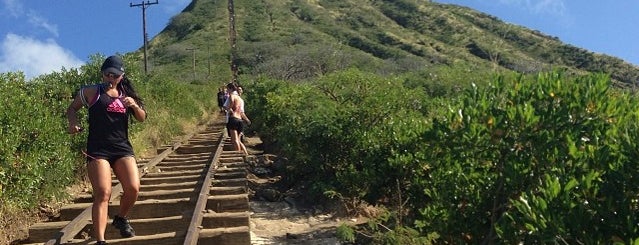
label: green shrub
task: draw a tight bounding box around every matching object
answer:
[246,69,428,201]
[0,72,80,207]
[412,72,639,243]
[247,68,639,244]
[336,223,356,243]
[0,53,218,210]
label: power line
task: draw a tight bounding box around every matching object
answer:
[130,0,159,75]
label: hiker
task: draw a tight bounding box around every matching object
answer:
[223,82,251,155]
[66,55,146,245]
[217,86,226,113]
[237,85,248,143]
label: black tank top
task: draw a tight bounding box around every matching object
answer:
[86,85,134,157]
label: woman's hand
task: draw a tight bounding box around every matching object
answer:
[123,96,147,122]
[122,96,139,109]
[68,124,83,134]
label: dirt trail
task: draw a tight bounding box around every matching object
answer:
[245,136,364,245]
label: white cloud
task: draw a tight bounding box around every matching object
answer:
[2,0,23,17]
[2,0,58,37]
[27,11,59,37]
[0,33,84,79]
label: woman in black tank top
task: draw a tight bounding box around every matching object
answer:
[65,55,146,245]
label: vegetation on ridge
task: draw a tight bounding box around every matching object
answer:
[148,0,638,86]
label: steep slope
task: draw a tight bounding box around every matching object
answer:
[145,0,639,85]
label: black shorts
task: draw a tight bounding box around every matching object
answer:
[86,141,135,167]
[226,116,244,133]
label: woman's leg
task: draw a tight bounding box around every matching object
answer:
[229,129,241,152]
[112,156,140,217]
[87,159,114,241]
[237,133,248,155]
[229,119,248,155]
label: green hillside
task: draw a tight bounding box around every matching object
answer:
[146,0,639,86]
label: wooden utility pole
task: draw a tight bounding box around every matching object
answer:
[228,0,238,83]
[207,47,211,78]
[130,0,159,75]
[186,48,197,80]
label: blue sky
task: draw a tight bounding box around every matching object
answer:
[1,0,638,79]
[0,0,190,78]
[434,0,639,67]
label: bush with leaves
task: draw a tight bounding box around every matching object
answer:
[408,72,639,243]
[0,53,218,211]
[248,68,639,244]
[0,72,80,208]
[246,69,428,203]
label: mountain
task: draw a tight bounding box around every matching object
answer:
[144,0,639,86]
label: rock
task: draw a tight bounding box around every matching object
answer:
[252,167,271,177]
[256,188,283,202]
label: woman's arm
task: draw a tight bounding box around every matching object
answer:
[66,89,86,134]
[241,112,251,125]
[130,104,146,122]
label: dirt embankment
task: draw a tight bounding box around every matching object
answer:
[245,136,366,244]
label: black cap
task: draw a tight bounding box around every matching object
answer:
[100,55,125,75]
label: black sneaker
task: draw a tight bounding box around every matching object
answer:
[96,241,108,245]
[112,215,135,238]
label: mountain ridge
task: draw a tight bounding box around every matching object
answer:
[145,0,639,86]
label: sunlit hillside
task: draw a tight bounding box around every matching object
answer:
[145,0,639,86]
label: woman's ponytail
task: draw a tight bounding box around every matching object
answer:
[119,75,144,108]
[118,75,145,122]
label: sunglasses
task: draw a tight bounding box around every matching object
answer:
[104,72,122,79]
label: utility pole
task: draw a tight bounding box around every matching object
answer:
[228,0,238,83]
[186,48,197,80]
[130,0,159,75]
[207,46,211,78]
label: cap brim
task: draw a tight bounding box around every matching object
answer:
[103,67,124,75]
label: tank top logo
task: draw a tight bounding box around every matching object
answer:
[107,98,127,114]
